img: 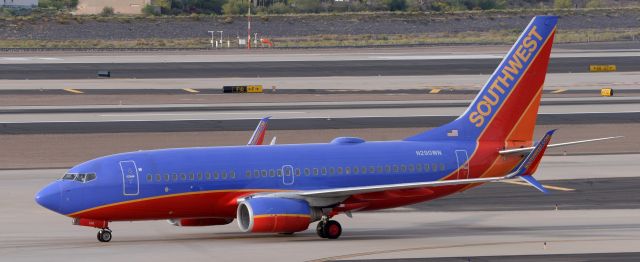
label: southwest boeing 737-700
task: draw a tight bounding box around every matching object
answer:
[35,16,620,242]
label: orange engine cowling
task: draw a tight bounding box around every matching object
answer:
[168,218,234,227]
[237,197,319,233]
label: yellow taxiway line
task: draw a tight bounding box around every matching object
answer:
[183,88,200,93]
[63,88,84,94]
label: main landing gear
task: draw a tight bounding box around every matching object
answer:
[316,220,342,239]
[97,228,112,242]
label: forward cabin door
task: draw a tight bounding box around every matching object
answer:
[120,160,140,196]
[282,165,294,185]
[455,150,470,180]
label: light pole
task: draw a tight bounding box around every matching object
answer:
[207,31,215,48]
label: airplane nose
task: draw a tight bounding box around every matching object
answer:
[35,183,61,213]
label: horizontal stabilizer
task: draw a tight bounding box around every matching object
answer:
[499,136,622,155]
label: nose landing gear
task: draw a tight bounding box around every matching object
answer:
[316,220,342,239]
[97,228,112,242]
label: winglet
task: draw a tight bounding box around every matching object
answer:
[506,129,556,193]
[247,116,271,146]
[519,175,549,194]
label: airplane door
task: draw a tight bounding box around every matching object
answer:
[282,165,294,185]
[455,150,470,180]
[120,160,140,196]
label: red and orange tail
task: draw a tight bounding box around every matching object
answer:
[406,16,558,146]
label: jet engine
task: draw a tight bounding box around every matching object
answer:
[168,218,234,227]
[237,197,321,233]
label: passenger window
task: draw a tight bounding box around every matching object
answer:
[416,164,422,172]
[180,173,186,181]
[197,172,203,180]
[214,171,220,180]
[361,166,367,174]
[369,166,375,173]
[424,164,430,172]
[156,174,162,181]
[206,172,212,180]
[277,169,283,177]
[269,169,275,177]
[189,173,195,180]
[295,168,301,176]
[385,165,391,173]
[393,165,399,173]
[313,168,319,176]
[409,165,415,172]
[172,173,178,181]
[321,167,327,175]
[329,167,335,175]
[254,170,260,178]
[304,168,310,176]
[230,171,236,179]
[146,174,152,182]
[440,163,446,171]
[432,163,438,172]
[345,167,351,174]
[337,167,343,174]
[377,166,383,173]
[222,171,228,179]
[261,170,267,177]
[245,170,251,178]
[401,165,407,172]
[353,167,359,174]
[164,174,170,181]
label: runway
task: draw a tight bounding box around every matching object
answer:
[1,154,639,262]
[1,56,638,80]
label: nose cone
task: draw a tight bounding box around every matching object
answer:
[35,183,62,214]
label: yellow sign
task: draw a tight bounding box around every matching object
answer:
[247,85,263,93]
[589,65,617,72]
[600,88,613,97]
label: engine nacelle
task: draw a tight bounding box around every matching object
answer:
[168,218,234,227]
[237,197,319,233]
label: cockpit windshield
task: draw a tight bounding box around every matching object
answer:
[61,173,96,183]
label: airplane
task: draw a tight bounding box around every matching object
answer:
[35,16,620,242]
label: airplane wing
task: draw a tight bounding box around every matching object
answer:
[499,136,622,155]
[247,117,271,146]
[251,130,556,205]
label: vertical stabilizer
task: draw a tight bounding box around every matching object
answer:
[406,16,557,144]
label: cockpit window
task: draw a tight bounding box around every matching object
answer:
[62,173,76,180]
[61,173,96,183]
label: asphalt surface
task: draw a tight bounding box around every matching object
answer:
[3,96,639,114]
[1,56,638,79]
[335,252,640,262]
[2,163,639,262]
[407,177,640,212]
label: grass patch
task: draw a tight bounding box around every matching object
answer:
[0,29,638,49]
